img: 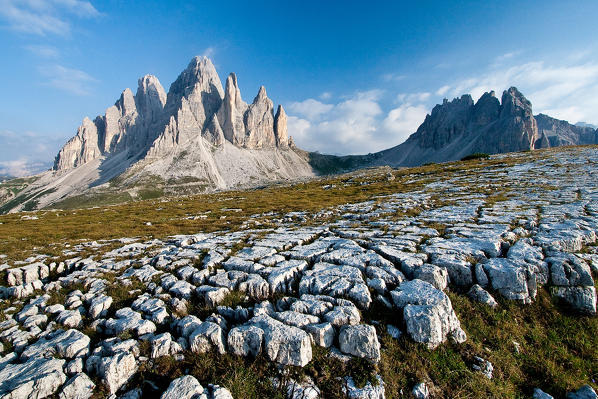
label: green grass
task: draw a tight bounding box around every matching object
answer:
[372,287,598,398]
[0,145,597,398]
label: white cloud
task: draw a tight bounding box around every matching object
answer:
[493,51,522,65]
[382,73,406,82]
[442,60,598,124]
[38,64,98,95]
[287,89,429,155]
[397,92,431,104]
[288,99,334,120]
[382,104,429,144]
[25,44,59,58]
[319,92,332,100]
[435,85,450,96]
[202,47,215,59]
[0,0,100,36]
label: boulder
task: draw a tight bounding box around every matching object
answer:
[21,329,90,360]
[391,279,466,349]
[227,325,264,358]
[0,357,66,399]
[161,375,205,399]
[339,324,381,362]
[88,295,113,319]
[342,375,385,399]
[97,352,138,395]
[189,321,227,355]
[59,373,95,399]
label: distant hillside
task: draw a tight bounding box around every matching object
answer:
[1,76,597,214]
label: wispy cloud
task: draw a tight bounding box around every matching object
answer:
[382,73,406,82]
[288,99,334,120]
[25,44,60,58]
[0,0,100,36]
[319,92,332,100]
[396,92,430,104]
[38,64,98,95]
[202,46,215,59]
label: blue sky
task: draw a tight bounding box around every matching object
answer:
[1,0,598,175]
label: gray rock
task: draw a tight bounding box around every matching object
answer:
[299,262,372,309]
[245,314,312,367]
[412,382,429,399]
[342,375,385,399]
[533,388,555,399]
[21,329,90,360]
[467,284,498,308]
[472,356,493,379]
[227,325,264,358]
[323,305,361,327]
[304,322,335,348]
[88,294,112,319]
[189,321,227,355]
[97,352,138,395]
[551,286,597,315]
[0,357,66,399]
[56,309,82,328]
[161,375,204,399]
[413,264,449,291]
[104,308,156,336]
[59,373,95,399]
[210,384,234,399]
[273,311,320,327]
[547,253,594,287]
[483,258,537,303]
[566,385,598,399]
[151,332,183,358]
[339,324,381,362]
[391,279,466,349]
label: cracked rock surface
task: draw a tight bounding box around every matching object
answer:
[0,147,597,397]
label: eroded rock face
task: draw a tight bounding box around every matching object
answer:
[339,324,381,362]
[53,56,293,173]
[230,314,312,367]
[3,145,598,398]
[0,357,67,398]
[391,279,466,349]
[98,352,138,395]
[160,375,204,399]
[59,373,95,399]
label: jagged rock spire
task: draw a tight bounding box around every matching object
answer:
[54,56,294,171]
[274,105,289,148]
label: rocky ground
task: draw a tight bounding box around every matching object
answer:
[0,147,597,398]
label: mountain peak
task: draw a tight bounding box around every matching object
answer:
[254,85,268,102]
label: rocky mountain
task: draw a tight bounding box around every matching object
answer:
[536,114,598,147]
[2,56,314,212]
[2,69,597,214]
[371,87,596,167]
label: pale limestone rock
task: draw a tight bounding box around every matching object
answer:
[274,105,289,148]
[0,358,66,399]
[391,279,466,349]
[161,375,204,399]
[59,373,95,399]
[218,72,248,146]
[339,324,381,362]
[98,352,137,395]
[244,86,276,149]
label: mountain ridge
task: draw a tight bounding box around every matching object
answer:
[1,57,597,213]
